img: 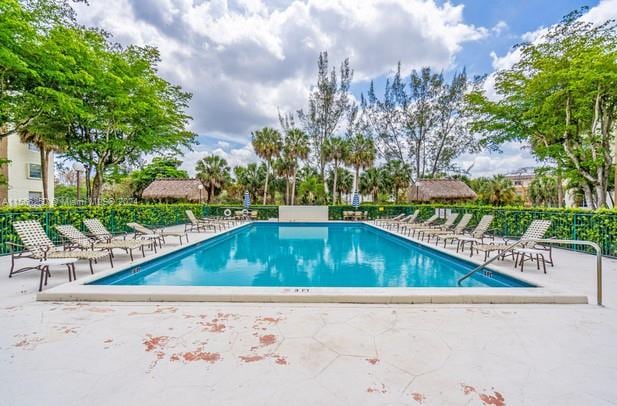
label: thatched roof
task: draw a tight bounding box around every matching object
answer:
[142,179,204,202]
[408,179,477,202]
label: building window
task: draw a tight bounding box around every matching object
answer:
[28,191,42,204]
[27,143,39,152]
[514,181,522,185]
[28,163,42,179]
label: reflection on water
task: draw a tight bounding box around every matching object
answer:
[117,223,526,288]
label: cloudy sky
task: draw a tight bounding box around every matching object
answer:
[73,0,616,177]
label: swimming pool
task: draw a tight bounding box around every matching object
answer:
[90,223,533,288]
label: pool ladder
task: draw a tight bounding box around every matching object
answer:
[457,238,604,306]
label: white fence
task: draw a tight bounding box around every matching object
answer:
[278,205,329,222]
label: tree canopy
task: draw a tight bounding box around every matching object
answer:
[467,9,617,208]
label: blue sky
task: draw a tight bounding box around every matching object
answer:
[73,0,611,176]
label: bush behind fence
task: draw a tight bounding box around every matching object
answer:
[1,203,616,257]
[331,204,617,257]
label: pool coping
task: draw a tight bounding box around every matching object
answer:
[36,221,588,304]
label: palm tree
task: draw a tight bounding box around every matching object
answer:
[274,154,295,204]
[252,127,282,204]
[322,136,350,204]
[383,160,411,202]
[234,163,266,201]
[195,155,230,203]
[529,173,558,206]
[337,168,353,202]
[328,167,353,203]
[283,128,309,205]
[18,128,64,202]
[360,167,383,202]
[345,134,375,193]
[483,175,517,206]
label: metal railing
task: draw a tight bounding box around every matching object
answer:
[457,238,603,306]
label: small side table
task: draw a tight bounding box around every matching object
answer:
[37,258,78,292]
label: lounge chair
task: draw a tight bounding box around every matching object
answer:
[185,210,219,233]
[56,224,148,261]
[473,220,554,272]
[399,213,439,235]
[84,219,128,242]
[423,213,473,243]
[9,220,112,277]
[391,210,421,231]
[250,210,259,220]
[437,214,495,253]
[126,222,189,247]
[376,213,404,226]
[384,210,419,230]
[415,213,460,240]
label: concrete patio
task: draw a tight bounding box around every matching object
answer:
[1,223,617,405]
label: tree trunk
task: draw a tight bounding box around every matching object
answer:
[321,159,329,196]
[596,184,607,209]
[354,167,360,192]
[85,166,92,204]
[556,171,563,208]
[291,166,297,205]
[208,184,214,203]
[615,133,617,207]
[285,177,289,205]
[91,169,104,205]
[582,183,595,209]
[332,161,339,204]
[263,160,270,205]
[38,147,49,202]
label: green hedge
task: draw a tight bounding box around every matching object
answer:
[0,204,279,255]
[331,204,617,257]
[2,203,616,257]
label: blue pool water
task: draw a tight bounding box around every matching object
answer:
[90,223,534,288]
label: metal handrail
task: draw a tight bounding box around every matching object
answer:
[457,238,603,306]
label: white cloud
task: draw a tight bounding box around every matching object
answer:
[73,0,488,145]
[181,144,259,176]
[581,0,617,24]
[458,142,538,178]
[491,20,508,36]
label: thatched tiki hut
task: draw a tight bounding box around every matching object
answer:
[408,179,477,203]
[142,179,205,202]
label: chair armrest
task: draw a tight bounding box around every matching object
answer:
[6,241,26,253]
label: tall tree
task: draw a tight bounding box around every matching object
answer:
[345,134,376,192]
[363,65,476,179]
[322,136,350,204]
[467,10,617,208]
[251,127,282,204]
[297,52,353,192]
[282,128,309,205]
[196,155,230,203]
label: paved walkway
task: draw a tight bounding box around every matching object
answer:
[1,224,617,405]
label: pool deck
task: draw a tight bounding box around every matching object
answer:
[34,221,595,304]
[1,221,617,405]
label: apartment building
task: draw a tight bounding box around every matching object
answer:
[0,133,54,205]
